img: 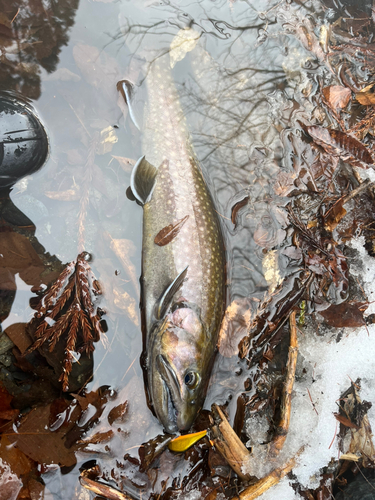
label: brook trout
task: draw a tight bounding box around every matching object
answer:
[124,55,225,433]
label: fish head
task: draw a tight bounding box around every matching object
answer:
[148,305,208,434]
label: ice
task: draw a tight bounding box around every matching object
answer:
[243,236,375,498]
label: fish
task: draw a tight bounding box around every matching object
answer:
[122,54,226,433]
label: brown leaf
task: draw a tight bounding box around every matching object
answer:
[217,299,253,358]
[334,412,359,429]
[323,85,351,111]
[154,215,189,246]
[319,302,367,328]
[5,404,78,467]
[108,234,139,294]
[324,200,347,231]
[4,323,32,354]
[112,287,139,326]
[231,195,249,228]
[307,126,373,165]
[356,83,375,106]
[78,430,114,445]
[108,401,129,426]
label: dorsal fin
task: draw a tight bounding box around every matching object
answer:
[130,155,157,205]
[157,266,188,320]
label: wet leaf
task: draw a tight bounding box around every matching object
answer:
[217,299,253,358]
[108,401,128,425]
[78,429,114,445]
[231,194,249,228]
[108,234,139,294]
[4,322,32,354]
[324,199,347,231]
[5,403,78,466]
[323,85,351,111]
[154,215,189,246]
[96,126,118,155]
[170,28,200,68]
[307,126,373,165]
[356,83,375,105]
[168,430,207,452]
[319,302,367,328]
[139,433,172,471]
[262,249,282,293]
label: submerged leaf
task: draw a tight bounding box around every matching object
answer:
[154,215,189,246]
[231,194,249,228]
[307,126,373,165]
[323,85,351,111]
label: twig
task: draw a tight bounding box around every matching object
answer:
[211,404,252,481]
[269,311,298,457]
[230,448,304,500]
[343,179,373,205]
[80,475,135,500]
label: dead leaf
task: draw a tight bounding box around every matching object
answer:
[113,288,139,326]
[217,299,253,358]
[356,83,375,106]
[4,323,32,354]
[307,126,373,166]
[323,85,351,111]
[78,429,114,445]
[154,215,189,246]
[107,234,139,294]
[108,401,128,425]
[262,250,282,293]
[334,412,359,429]
[96,126,118,155]
[5,403,78,467]
[319,302,367,328]
[324,199,347,231]
[231,194,249,228]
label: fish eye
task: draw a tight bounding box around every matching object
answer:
[184,371,200,389]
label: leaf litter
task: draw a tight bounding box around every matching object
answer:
[3,0,375,499]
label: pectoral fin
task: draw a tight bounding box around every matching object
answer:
[157,266,188,319]
[130,155,157,205]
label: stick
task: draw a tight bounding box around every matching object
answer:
[230,451,302,500]
[80,475,136,500]
[269,311,298,457]
[211,404,252,481]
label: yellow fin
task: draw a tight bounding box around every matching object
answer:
[168,429,207,452]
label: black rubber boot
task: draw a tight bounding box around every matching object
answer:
[0,92,49,188]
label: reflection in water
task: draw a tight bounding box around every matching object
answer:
[0,0,80,98]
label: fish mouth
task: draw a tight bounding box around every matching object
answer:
[155,354,182,433]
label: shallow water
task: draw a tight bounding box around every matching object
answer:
[1,0,375,498]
